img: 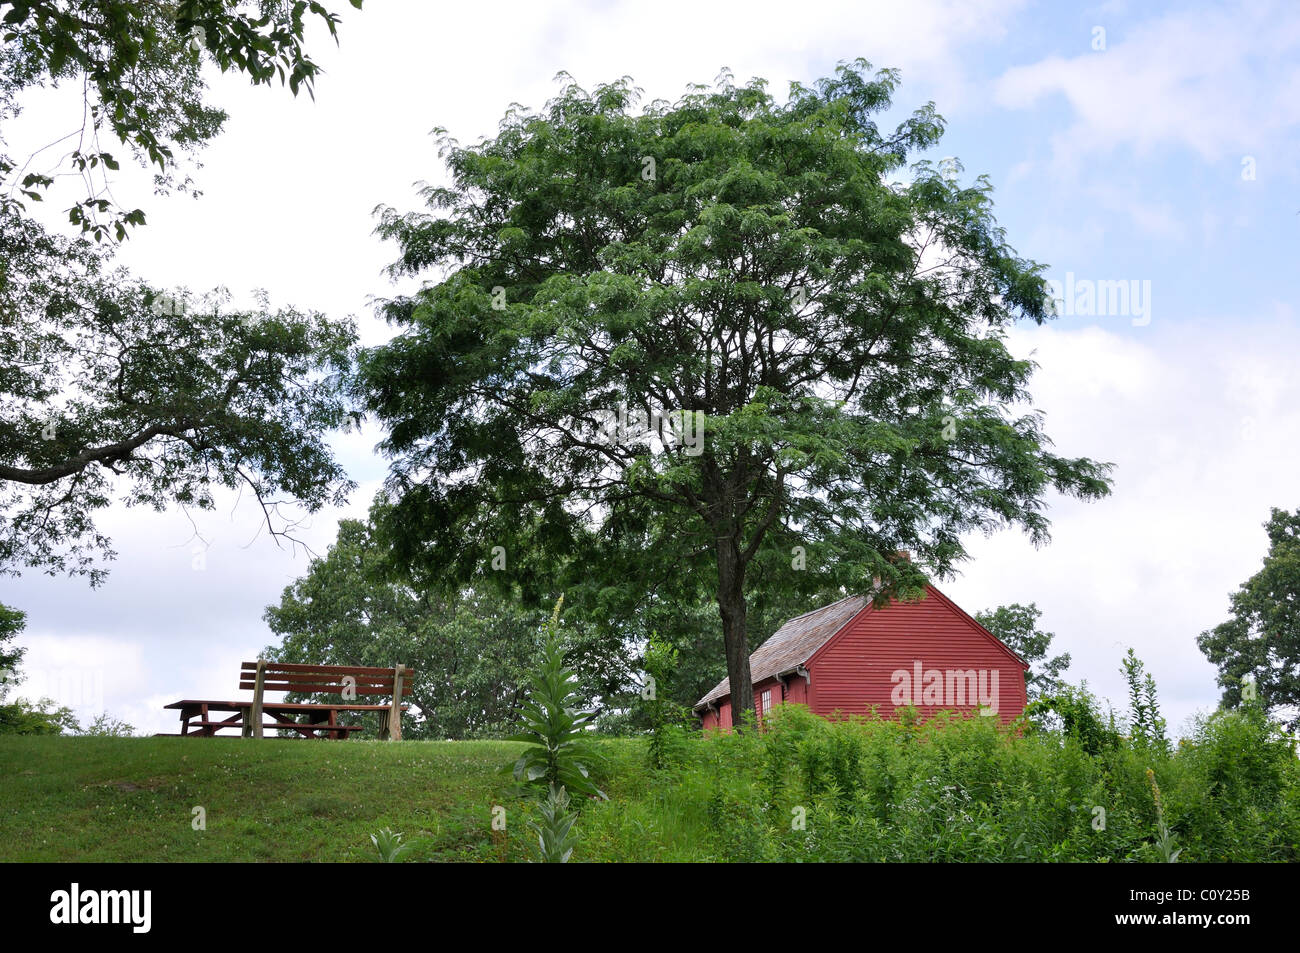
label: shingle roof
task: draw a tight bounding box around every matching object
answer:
[694,595,868,709]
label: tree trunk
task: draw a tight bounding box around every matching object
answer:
[716,534,755,730]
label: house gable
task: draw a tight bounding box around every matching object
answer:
[806,584,1028,722]
[807,585,1029,671]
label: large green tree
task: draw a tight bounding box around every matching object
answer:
[1,1,364,581]
[1198,507,1300,727]
[356,64,1113,727]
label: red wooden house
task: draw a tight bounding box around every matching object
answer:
[694,585,1028,728]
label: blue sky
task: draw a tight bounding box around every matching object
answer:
[4,0,1298,736]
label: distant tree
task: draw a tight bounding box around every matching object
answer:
[356,63,1113,728]
[974,602,1070,698]
[0,695,78,734]
[1198,507,1300,727]
[0,602,25,698]
[0,602,84,734]
[79,712,134,736]
[263,511,633,737]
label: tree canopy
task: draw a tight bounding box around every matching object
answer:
[2,0,362,239]
[0,207,358,582]
[356,62,1112,726]
[1,1,365,582]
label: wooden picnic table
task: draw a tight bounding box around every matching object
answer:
[162,662,415,740]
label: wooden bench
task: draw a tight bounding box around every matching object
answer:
[164,661,415,740]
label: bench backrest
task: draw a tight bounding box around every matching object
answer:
[239,662,415,698]
[240,661,415,740]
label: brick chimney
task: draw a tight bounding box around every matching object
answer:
[871,551,911,593]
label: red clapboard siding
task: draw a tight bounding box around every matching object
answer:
[784,674,808,706]
[808,585,1026,724]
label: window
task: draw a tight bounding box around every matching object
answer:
[761,689,771,715]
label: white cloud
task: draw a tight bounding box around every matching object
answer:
[18,635,146,726]
[944,314,1300,735]
[995,1,1300,165]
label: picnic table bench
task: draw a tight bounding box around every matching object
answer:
[163,661,415,740]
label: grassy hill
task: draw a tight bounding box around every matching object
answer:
[0,736,538,862]
[3,702,1298,863]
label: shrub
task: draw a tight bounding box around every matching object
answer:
[0,697,79,735]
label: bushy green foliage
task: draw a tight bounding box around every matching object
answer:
[78,713,135,737]
[577,693,1300,862]
[641,633,691,770]
[1026,684,1121,756]
[0,696,78,735]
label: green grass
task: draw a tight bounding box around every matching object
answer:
[4,701,1298,863]
[0,736,531,862]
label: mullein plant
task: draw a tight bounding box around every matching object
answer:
[528,784,579,863]
[1146,768,1182,863]
[370,827,417,863]
[504,596,607,862]
[505,596,606,801]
